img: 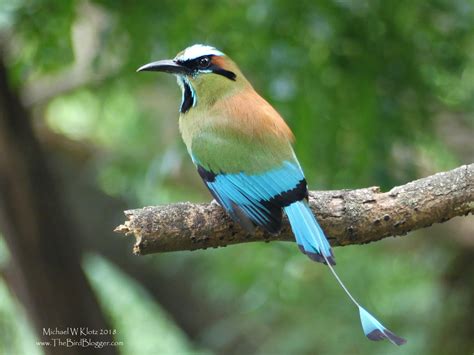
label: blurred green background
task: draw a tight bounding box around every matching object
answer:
[0,0,473,354]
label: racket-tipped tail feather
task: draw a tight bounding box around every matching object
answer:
[359,307,406,345]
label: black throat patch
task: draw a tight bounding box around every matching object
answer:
[180,79,194,114]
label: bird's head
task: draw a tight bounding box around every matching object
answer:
[137,44,247,113]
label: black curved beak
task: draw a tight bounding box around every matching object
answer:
[136,59,191,75]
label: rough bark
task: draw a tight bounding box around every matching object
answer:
[116,164,473,255]
[0,55,116,355]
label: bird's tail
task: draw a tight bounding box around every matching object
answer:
[284,201,406,346]
[284,200,335,265]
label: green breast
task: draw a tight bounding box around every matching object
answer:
[179,111,294,174]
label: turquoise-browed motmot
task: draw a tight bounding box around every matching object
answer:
[138,44,406,345]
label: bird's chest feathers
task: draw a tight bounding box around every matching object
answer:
[178,89,294,173]
[178,109,212,151]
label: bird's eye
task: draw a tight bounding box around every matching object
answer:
[198,57,211,69]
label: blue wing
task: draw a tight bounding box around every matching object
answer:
[197,160,307,234]
[196,158,334,264]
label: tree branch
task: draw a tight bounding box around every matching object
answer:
[115,164,473,255]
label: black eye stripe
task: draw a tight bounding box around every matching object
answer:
[177,55,212,71]
[177,55,236,81]
[210,66,236,81]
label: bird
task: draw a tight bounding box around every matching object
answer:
[137,44,406,345]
